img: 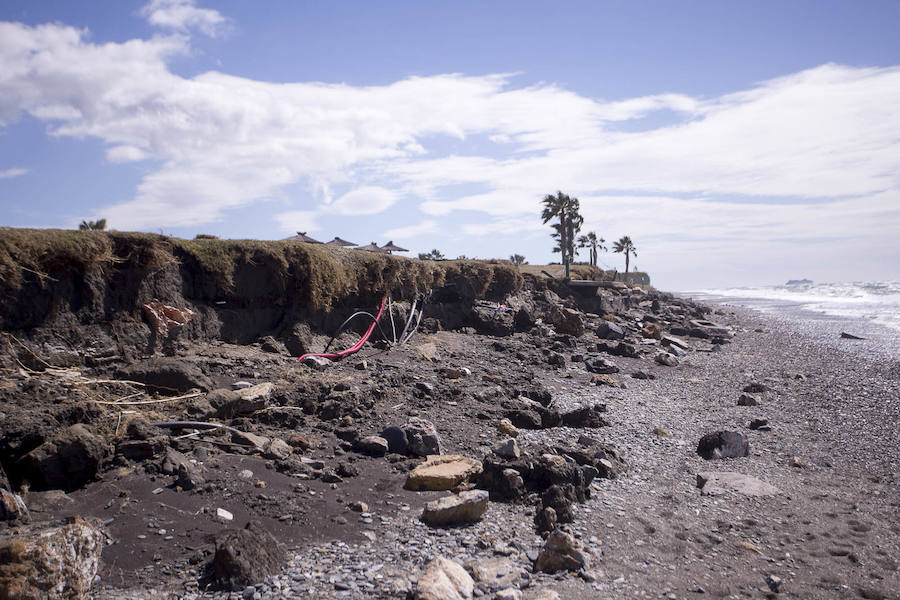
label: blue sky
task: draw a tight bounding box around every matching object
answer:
[1,1,899,289]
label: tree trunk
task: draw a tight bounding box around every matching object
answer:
[625,251,630,273]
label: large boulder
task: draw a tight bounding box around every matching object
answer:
[421,490,489,526]
[406,456,483,491]
[584,356,619,375]
[595,321,625,340]
[17,425,108,491]
[414,557,474,600]
[547,306,584,337]
[211,521,285,590]
[118,357,213,392]
[696,431,749,460]
[470,306,515,337]
[0,517,105,599]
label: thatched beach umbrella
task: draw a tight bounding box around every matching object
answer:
[380,240,408,254]
[355,242,388,253]
[285,231,322,244]
[326,236,358,247]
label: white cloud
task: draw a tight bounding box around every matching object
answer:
[329,186,398,216]
[383,219,439,239]
[0,167,28,179]
[139,0,227,37]
[106,145,148,163]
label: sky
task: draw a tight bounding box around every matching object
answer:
[1,0,899,290]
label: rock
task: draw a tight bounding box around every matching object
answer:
[514,307,536,331]
[596,321,625,340]
[788,456,809,468]
[212,521,285,590]
[414,556,474,600]
[231,382,276,415]
[546,352,565,367]
[840,331,865,340]
[18,490,72,515]
[766,574,784,593]
[284,322,313,357]
[655,352,679,367]
[590,374,619,387]
[596,341,639,358]
[560,405,609,428]
[492,439,521,460]
[439,367,467,379]
[300,355,331,370]
[548,306,584,337]
[354,435,389,456]
[496,419,519,438]
[380,426,409,454]
[696,472,781,496]
[421,490,489,526]
[524,591,561,600]
[416,381,435,396]
[661,334,690,350]
[404,418,443,457]
[348,500,368,512]
[631,370,655,380]
[584,356,619,375]
[534,530,592,573]
[696,431,750,460]
[688,319,734,338]
[0,489,29,523]
[259,336,285,354]
[262,438,292,461]
[160,448,192,475]
[749,418,771,431]
[541,484,576,524]
[17,425,108,491]
[406,455,483,491]
[737,393,759,406]
[495,589,522,600]
[641,323,662,339]
[117,357,212,392]
[175,463,204,491]
[471,306,515,337]
[652,427,670,437]
[0,517,104,599]
[534,506,558,533]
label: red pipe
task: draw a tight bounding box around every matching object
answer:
[298,296,387,363]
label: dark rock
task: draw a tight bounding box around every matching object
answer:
[546,352,566,367]
[534,506,558,533]
[211,521,285,590]
[17,425,108,491]
[596,322,625,340]
[631,370,655,380]
[471,306,515,336]
[505,410,543,430]
[259,336,286,354]
[334,427,360,443]
[655,352,679,367]
[403,418,442,456]
[584,356,619,375]
[840,331,865,340]
[354,435,389,456]
[742,382,769,394]
[737,393,759,406]
[560,405,609,428]
[597,341,639,358]
[697,431,750,460]
[118,357,212,392]
[0,488,29,523]
[514,307,536,331]
[336,462,359,477]
[175,463,203,491]
[541,484,576,523]
[380,426,409,454]
[517,384,553,407]
[749,419,771,431]
[283,322,313,357]
[547,306,585,337]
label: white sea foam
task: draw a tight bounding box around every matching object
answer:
[686,281,900,332]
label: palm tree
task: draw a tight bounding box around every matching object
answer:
[78,218,107,231]
[541,191,583,278]
[509,254,526,268]
[612,236,637,273]
[577,232,605,267]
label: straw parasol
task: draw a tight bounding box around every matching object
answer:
[285,231,322,243]
[380,240,408,254]
[354,242,388,253]
[325,237,358,247]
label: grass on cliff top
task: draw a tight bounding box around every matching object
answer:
[0,229,522,309]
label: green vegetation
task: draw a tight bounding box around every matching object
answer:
[509,254,526,268]
[541,191,583,279]
[577,231,605,267]
[612,236,637,273]
[417,249,445,261]
[78,218,107,231]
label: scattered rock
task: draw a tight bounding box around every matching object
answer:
[584,356,619,375]
[496,419,519,438]
[655,352,679,367]
[421,490,489,526]
[631,370,655,380]
[414,556,474,600]
[548,306,584,337]
[262,438,293,461]
[211,521,285,590]
[788,456,809,469]
[766,574,784,593]
[652,427,670,437]
[534,530,593,573]
[840,332,865,340]
[18,424,108,491]
[641,323,662,339]
[534,506,558,533]
[560,405,609,428]
[737,393,759,406]
[541,484,576,524]
[406,455,483,491]
[697,431,749,460]
[696,472,781,496]
[590,374,620,387]
[0,517,105,599]
[348,501,368,513]
[300,355,331,370]
[749,418,771,431]
[259,336,286,354]
[0,489,28,523]
[742,382,769,394]
[492,438,521,460]
[380,426,409,454]
[524,591,561,600]
[596,321,625,340]
[118,357,212,392]
[404,418,443,457]
[354,435,389,456]
[175,462,204,491]
[495,589,522,600]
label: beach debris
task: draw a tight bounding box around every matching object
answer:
[696,430,749,460]
[141,300,192,337]
[840,331,865,340]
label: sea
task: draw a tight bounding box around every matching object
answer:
[681,280,900,358]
